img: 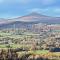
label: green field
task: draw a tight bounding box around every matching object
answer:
[0,44,31,49]
[0,31,37,39]
[31,50,49,55]
[0,31,38,49]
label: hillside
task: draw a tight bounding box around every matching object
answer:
[0,12,60,29]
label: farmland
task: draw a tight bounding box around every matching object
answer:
[0,31,34,48]
[0,28,60,60]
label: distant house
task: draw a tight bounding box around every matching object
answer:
[49,47,60,52]
[0,39,13,44]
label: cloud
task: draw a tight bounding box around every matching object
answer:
[54,8,60,13]
[27,8,48,13]
[27,7,60,17]
[28,8,41,13]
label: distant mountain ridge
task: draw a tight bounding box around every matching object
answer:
[0,12,60,29]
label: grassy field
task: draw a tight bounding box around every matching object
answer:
[0,44,31,49]
[0,31,60,58]
[0,31,35,49]
[0,31,37,39]
[29,50,60,57]
[32,50,49,55]
[17,50,60,59]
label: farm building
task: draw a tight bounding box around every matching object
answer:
[49,47,60,52]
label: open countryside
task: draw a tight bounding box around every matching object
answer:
[0,0,60,60]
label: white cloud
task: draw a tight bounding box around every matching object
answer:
[54,8,60,13]
[27,7,60,17]
[31,7,60,13]
[45,7,60,13]
[28,8,41,13]
[27,8,48,13]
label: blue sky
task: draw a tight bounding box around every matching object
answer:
[0,0,60,18]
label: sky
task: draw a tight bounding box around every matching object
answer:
[0,0,60,18]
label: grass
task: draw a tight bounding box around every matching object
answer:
[0,44,31,49]
[0,31,37,39]
[31,50,49,55]
[0,31,60,57]
[0,45,7,48]
[34,50,48,54]
[29,50,60,58]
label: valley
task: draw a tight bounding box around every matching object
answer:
[0,13,60,60]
